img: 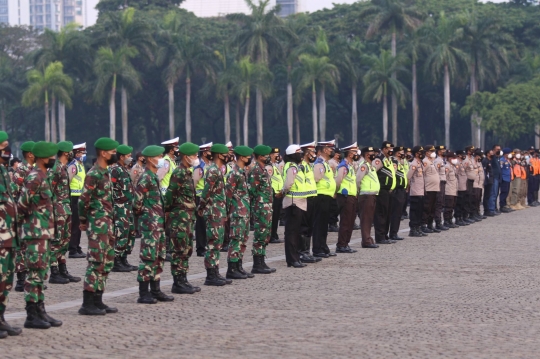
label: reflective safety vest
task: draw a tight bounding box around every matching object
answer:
[314,158,336,197]
[395,160,408,188]
[284,162,311,198]
[302,160,317,198]
[160,155,176,193]
[359,161,380,195]
[69,161,86,196]
[195,163,207,197]
[513,163,523,180]
[270,164,284,192]
[223,163,233,183]
[337,160,357,197]
[377,156,396,190]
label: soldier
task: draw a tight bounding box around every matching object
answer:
[49,141,81,285]
[165,142,202,294]
[110,145,138,272]
[422,145,442,233]
[221,141,235,253]
[356,147,381,248]
[374,141,396,244]
[454,150,470,226]
[193,142,213,257]
[18,141,62,329]
[443,151,459,228]
[433,145,448,231]
[268,147,284,244]
[12,141,35,292]
[68,142,87,259]
[335,143,359,252]
[225,145,255,279]
[248,145,277,274]
[499,148,513,213]
[134,145,174,303]
[388,146,408,241]
[198,143,233,285]
[299,141,319,263]
[0,132,23,338]
[78,138,120,316]
[407,146,426,237]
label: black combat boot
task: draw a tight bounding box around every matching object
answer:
[418,227,428,236]
[171,273,197,294]
[183,273,201,292]
[24,302,51,329]
[37,301,62,327]
[226,261,247,280]
[79,290,107,315]
[251,255,273,274]
[204,268,226,286]
[409,227,422,237]
[0,330,6,339]
[215,265,232,284]
[94,290,118,313]
[49,266,70,284]
[427,223,441,233]
[444,221,458,229]
[435,221,449,231]
[260,256,276,273]
[15,271,26,292]
[150,281,174,302]
[111,256,130,272]
[421,225,434,234]
[237,259,254,278]
[137,282,157,304]
[220,244,229,253]
[0,309,22,336]
[59,263,81,282]
[121,254,138,271]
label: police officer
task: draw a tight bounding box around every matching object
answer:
[433,145,448,231]
[356,146,381,248]
[335,143,359,253]
[473,149,486,218]
[407,146,426,237]
[299,142,318,263]
[422,145,442,233]
[388,146,408,241]
[193,142,213,257]
[454,150,470,226]
[374,141,396,244]
[68,142,87,258]
[328,152,341,232]
[443,151,459,228]
[463,145,480,222]
[268,147,284,243]
[482,149,495,216]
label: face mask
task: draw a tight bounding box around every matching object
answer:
[106,154,117,166]
[498,151,503,156]
[353,154,360,161]
[264,156,271,165]
[44,159,55,169]
[308,155,316,163]
[290,153,303,163]
[174,150,180,158]
[0,146,11,161]
[406,154,413,161]
[516,154,521,159]
[419,153,425,160]
[508,154,513,159]
[80,155,87,163]
[189,157,200,167]
[204,153,213,161]
[368,154,376,161]
[451,159,458,165]
[141,158,147,165]
[156,158,166,168]
[387,150,394,156]
[275,155,282,163]
[525,155,530,160]
[123,157,132,166]
[245,157,252,166]
[329,150,335,158]
[429,152,436,159]
[67,152,74,161]
[477,157,482,162]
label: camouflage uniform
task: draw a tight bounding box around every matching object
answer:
[248,162,273,256]
[110,164,136,256]
[49,160,72,266]
[78,165,115,292]
[17,168,54,303]
[0,166,18,311]
[164,164,196,275]
[12,162,32,274]
[198,163,226,269]
[134,169,166,282]
[225,163,250,263]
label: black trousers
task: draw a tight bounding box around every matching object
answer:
[389,188,406,237]
[68,196,81,253]
[336,194,357,247]
[328,198,339,226]
[443,195,457,222]
[408,195,424,228]
[483,184,492,212]
[403,192,410,216]
[374,188,392,242]
[433,181,446,224]
[465,179,475,217]
[312,195,332,255]
[474,187,482,214]
[271,193,283,238]
[195,197,207,252]
[284,205,304,264]
[455,190,467,218]
[499,180,510,208]
[422,191,438,226]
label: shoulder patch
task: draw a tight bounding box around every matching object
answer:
[268,168,273,176]
[374,159,381,166]
[412,166,416,170]
[72,167,76,174]
[361,166,366,172]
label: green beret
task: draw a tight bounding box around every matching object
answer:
[142,145,165,157]
[0,131,8,143]
[253,145,271,156]
[210,143,229,154]
[179,142,199,156]
[116,145,133,155]
[57,141,73,152]
[94,137,119,151]
[21,141,36,152]
[234,146,253,157]
[32,141,58,158]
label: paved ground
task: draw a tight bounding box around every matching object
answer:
[3,207,540,358]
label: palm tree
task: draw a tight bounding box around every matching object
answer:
[214,48,238,143]
[363,49,410,141]
[0,57,17,132]
[361,0,422,144]
[22,61,73,142]
[423,12,468,148]
[229,0,291,144]
[93,46,141,140]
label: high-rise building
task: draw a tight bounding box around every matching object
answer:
[181,0,304,18]
[1,0,30,26]
[276,0,297,17]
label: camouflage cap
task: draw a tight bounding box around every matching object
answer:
[116,144,133,155]
[179,142,199,156]
[210,143,229,154]
[20,141,36,152]
[32,141,58,158]
[142,145,165,157]
[94,137,119,151]
[57,141,74,152]
[234,145,254,157]
[0,131,8,143]
[253,145,272,156]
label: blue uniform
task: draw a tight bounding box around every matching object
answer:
[499,157,512,208]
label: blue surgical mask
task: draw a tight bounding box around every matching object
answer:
[80,155,86,162]
[156,158,165,168]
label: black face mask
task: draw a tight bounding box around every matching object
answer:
[387,150,394,156]
[174,150,180,158]
[368,154,376,161]
[0,146,11,163]
[329,150,335,158]
[67,152,74,161]
[204,152,213,161]
[418,153,425,160]
[275,155,282,163]
[308,155,316,163]
[290,153,303,163]
[264,156,271,165]
[44,160,55,169]
[353,154,360,161]
[106,154,117,165]
[406,154,413,161]
[245,157,252,166]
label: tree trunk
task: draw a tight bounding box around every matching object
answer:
[45,96,50,142]
[470,65,479,147]
[287,81,293,144]
[224,90,231,142]
[121,86,128,145]
[51,96,57,143]
[312,83,318,142]
[295,106,300,144]
[351,83,358,143]
[391,31,398,145]
[235,100,241,146]
[110,80,116,140]
[59,101,66,141]
[536,124,540,149]
[444,64,451,148]
[319,84,326,141]
[243,96,250,146]
[1,100,5,132]
[168,83,175,139]
[186,77,192,142]
[256,88,263,144]
[383,95,388,141]
[412,62,419,145]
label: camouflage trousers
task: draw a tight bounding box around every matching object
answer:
[169,211,195,276]
[24,239,50,303]
[137,230,166,282]
[0,247,15,311]
[227,217,249,263]
[204,215,225,269]
[84,231,115,293]
[114,206,136,256]
[252,205,272,256]
[50,214,71,267]
[15,241,27,273]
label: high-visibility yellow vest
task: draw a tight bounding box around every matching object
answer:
[359,161,380,195]
[271,164,284,192]
[396,160,408,188]
[160,155,176,193]
[302,160,317,198]
[284,162,311,199]
[315,160,336,197]
[195,164,207,197]
[69,161,86,196]
[337,161,357,197]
